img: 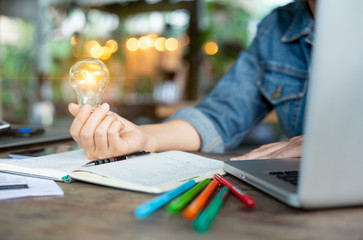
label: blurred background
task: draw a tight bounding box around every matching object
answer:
[0,0,292,150]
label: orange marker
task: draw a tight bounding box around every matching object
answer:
[183,179,219,220]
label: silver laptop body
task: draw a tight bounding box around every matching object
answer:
[224,0,363,209]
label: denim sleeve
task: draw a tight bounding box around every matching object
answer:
[166,17,274,153]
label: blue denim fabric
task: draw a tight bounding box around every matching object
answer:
[167,1,314,153]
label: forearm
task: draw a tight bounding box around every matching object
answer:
[140,119,202,153]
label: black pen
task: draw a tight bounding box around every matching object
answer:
[82,151,150,167]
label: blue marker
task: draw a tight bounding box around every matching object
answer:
[135,180,196,218]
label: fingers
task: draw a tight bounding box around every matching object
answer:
[107,119,125,153]
[93,113,119,157]
[231,135,304,160]
[69,103,110,153]
[107,116,143,155]
[79,103,110,155]
[259,143,302,159]
[69,102,148,159]
[69,104,92,146]
[232,141,289,160]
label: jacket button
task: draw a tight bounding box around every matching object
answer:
[272,85,282,99]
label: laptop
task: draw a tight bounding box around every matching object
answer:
[224,0,363,209]
[0,126,72,151]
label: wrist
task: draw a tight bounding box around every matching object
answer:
[140,126,158,153]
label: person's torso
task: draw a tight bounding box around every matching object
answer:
[256,2,314,137]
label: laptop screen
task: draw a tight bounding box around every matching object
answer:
[0,126,72,151]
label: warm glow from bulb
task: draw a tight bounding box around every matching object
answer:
[90,45,104,58]
[138,36,152,50]
[154,37,166,51]
[204,41,219,55]
[126,38,138,51]
[106,39,118,53]
[69,58,109,109]
[86,72,95,84]
[165,38,178,51]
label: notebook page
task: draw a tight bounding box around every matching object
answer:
[73,151,224,187]
[0,149,89,180]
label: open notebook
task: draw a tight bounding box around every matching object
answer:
[0,150,225,194]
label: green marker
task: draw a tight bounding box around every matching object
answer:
[193,186,229,233]
[167,178,210,213]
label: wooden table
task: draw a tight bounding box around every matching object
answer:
[0,142,363,240]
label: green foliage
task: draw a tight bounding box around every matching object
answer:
[204,1,250,47]
[200,1,251,91]
[0,19,35,121]
[49,40,72,101]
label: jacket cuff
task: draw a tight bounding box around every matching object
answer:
[165,107,224,153]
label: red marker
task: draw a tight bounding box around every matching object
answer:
[214,173,255,208]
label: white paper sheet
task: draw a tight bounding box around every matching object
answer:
[0,172,64,200]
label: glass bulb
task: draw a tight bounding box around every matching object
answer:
[69,58,109,110]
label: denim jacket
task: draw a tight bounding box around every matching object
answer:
[167,1,314,153]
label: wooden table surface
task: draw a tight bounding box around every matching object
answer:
[0,143,363,240]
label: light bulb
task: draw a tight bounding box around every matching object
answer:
[69,58,109,110]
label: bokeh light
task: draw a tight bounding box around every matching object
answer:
[106,39,118,53]
[138,36,152,50]
[165,38,178,51]
[70,35,77,45]
[154,37,166,51]
[203,41,218,55]
[126,37,139,51]
[90,44,104,58]
[100,46,112,60]
[86,40,100,53]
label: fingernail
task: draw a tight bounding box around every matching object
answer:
[230,157,237,161]
[101,103,110,110]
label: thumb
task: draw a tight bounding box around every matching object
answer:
[68,103,81,117]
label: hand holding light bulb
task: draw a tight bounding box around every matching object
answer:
[68,57,154,159]
[69,58,109,110]
[67,59,201,159]
[68,102,157,159]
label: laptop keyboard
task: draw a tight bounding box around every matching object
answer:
[269,170,299,186]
